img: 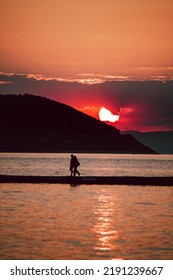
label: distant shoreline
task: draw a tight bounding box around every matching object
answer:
[1,175,173,186]
[0,94,157,154]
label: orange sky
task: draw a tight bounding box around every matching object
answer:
[1,1,173,132]
[1,0,173,79]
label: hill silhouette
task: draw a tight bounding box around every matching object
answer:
[0,94,156,153]
[122,130,173,154]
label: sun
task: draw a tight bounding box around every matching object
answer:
[99,107,120,122]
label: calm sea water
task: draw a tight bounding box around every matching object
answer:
[0,153,173,260]
[0,153,173,177]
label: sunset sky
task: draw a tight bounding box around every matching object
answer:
[1,0,173,131]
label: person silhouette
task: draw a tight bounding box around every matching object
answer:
[70,154,80,176]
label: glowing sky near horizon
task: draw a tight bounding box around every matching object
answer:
[0,0,173,131]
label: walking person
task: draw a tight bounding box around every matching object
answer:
[70,154,80,176]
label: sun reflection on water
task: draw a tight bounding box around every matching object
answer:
[93,191,122,257]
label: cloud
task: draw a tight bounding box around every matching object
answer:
[1,70,173,86]
[139,66,173,70]
[0,81,13,85]
[138,67,173,81]
[0,72,105,85]
[0,72,15,76]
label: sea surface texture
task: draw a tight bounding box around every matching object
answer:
[0,153,173,177]
[0,153,173,259]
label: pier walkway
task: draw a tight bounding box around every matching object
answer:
[0,175,173,186]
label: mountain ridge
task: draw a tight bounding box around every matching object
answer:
[0,94,156,153]
[122,130,173,154]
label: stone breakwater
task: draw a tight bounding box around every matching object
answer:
[0,175,173,186]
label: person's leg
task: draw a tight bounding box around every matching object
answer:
[76,168,80,176]
[73,167,77,176]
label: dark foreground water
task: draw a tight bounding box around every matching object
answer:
[0,183,173,260]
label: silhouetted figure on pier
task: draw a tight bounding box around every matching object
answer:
[70,154,80,176]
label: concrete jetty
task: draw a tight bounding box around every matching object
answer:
[0,175,173,186]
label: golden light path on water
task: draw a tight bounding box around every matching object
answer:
[93,190,123,259]
[0,182,173,260]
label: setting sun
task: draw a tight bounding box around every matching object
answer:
[99,107,120,123]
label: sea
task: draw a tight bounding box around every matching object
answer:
[0,153,173,260]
